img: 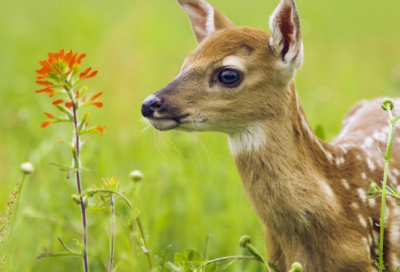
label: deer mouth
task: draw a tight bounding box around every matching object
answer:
[145,115,192,131]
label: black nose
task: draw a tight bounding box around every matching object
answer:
[141,96,163,117]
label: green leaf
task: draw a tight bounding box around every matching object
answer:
[167,262,182,272]
[185,249,203,262]
[87,206,109,212]
[174,252,187,263]
[213,259,240,272]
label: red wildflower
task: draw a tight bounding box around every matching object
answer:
[92,102,103,108]
[35,87,56,97]
[35,49,88,79]
[79,68,98,80]
[95,125,107,136]
[52,99,63,105]
[44,112,55,119]
[36,81,54,87]
[41,121,52,128]
[65,100,74,108]
[90,92,103,102]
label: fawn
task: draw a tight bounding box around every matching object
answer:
[141,0,400,271]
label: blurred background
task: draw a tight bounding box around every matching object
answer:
[0,0,399,271]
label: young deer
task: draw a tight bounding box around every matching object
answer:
[141,0,400,271]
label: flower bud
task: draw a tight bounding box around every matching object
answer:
[381,98,395,111]
[20,162,34,175]
[239,236,251,248]
[367,181,381,195]
[130,170,143,182]
[71,194,81,205]
[289,262,302,272]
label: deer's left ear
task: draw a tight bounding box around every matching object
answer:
[269,0,303,69]
[177,0,235,44]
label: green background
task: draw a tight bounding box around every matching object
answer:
[1,0,400,271]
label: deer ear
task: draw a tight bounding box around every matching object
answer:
[177,0,235,44]
[269,0,303,68]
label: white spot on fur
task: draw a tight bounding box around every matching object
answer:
[390,224,400,244]
[359,214,367,228]
[392,253,400,269]
[356,154,362,160]
[376,158,383,168]
[321,182,334,198]
[388,174,395,185]
[373,131,387,142]
[362,237,368,245]
[366,158,375,171]
[351,202,359,209]
[368,198,376,207]
[358,188,367,203]
[229,125,266,155]
[393,169,400,176]
[326,151,333,162]
[364,137,374,148]
[361,172,367,180]
[342,179,350,190]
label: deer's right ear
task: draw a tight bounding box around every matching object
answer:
[269,0,303,69]
[177,0,235,44]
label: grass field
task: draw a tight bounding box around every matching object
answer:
[1,0,400,271]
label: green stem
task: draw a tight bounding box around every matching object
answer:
[136,216,153,269]
[246,244,272,272]
[72,99,89,272]
[379,108,394,271]
[36,251,83,259]
[108,196,115,272]
[196,256,263,270]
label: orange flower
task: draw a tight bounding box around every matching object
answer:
[35,87,56,97]
[90,92,103,101]
[95,125,107,135]
[92,102,103,108]
[41,121,52,128]
[52,99,63,105]
[35,49,88,79]
[65,100,74,108]
[44,112,55,119]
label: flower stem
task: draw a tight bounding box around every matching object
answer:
[72,102,89,272]
[108,196,115,272]
[136,216,153,269]
[379,108,394,271]
[196,256,263,270]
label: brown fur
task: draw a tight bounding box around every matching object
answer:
[143,1,400,271]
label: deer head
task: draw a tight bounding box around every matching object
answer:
[141,0,303,135]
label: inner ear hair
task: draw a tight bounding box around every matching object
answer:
[269,0,302,67]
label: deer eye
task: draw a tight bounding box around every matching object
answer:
[218,69,241,87]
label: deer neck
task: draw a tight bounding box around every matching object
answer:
[228,82,340,234]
